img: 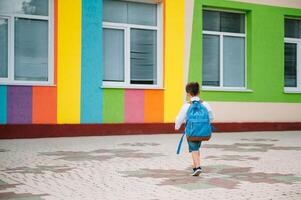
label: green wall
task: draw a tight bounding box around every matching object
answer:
[189,0,301,102]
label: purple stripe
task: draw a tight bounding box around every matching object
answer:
[7,86,32,124]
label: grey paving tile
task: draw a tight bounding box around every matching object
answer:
[0,131,300,200]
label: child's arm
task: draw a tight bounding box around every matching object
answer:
[175,104,190,130]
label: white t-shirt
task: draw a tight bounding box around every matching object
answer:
[175,96,214,130]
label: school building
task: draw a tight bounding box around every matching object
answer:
[0,0,301,138]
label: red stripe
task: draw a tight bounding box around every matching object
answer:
[1,122,301,139]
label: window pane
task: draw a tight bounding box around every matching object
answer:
[0,18,8,78]
[15,18,48,81]
[203,10,220,31]
[221,12,245,33]
[202,34,220,86]
[0,0,49,16]
[103,0,127,23]
[103,28,124,82]
[285,19,301,39]
[128,2,156,26]
[223,36,245,87]
[130,29,157,85]
[0,0,11,13]
[284,43,297,87]
[104,0,157,26]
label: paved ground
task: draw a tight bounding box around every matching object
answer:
[0,131,301,200]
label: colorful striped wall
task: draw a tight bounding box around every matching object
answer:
[0,0,183,125]
[0,0,301,126]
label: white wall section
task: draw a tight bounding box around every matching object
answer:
[184,0,195,100]
[231,0,301,9]
[209,102,301,122]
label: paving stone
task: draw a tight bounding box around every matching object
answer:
[0,131,301,199]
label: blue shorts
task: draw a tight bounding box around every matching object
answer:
[187,139,202,152]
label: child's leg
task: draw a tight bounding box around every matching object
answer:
[191,151,200,168]
[188,140,201,168]
[191,153,196,168]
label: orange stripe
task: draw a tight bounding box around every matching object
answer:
[163,0,166,89]
[54,0,58,84]
[32,0,58,124]
[144,90,164,123]
[32,87,57,124]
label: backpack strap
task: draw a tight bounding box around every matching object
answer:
[188,100,203,104]
[176,131,186,155]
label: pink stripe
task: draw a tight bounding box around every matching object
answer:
[125,90,144,123]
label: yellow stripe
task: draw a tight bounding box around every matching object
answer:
[57,0,81,123]
[164,0,185,122]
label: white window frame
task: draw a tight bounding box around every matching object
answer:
[0,0,54,86]
[102,1,163,89]
[0,16,11,82]
[202,8,248,91]
[284,38,301,93]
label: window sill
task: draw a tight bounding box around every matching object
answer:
[284,88,301,93]
[0,81,55,87]
[101,84,164,90]
[202,86,253,92]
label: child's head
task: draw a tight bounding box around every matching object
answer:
[186,82,200,97]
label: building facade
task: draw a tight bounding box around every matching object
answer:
[0,0,301,138]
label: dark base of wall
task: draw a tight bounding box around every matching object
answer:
[0,122,301,139]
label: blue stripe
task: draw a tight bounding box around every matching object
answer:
[0,86,7,124]
[81,0,103,123]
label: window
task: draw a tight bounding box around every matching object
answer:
[202,9,246,89]
[284,18,301,92]
[0,0,53,85]
[102,0,163,89]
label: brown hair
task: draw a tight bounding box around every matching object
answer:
[185,82,200,96]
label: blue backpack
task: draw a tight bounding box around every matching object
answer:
[176,100,212,154]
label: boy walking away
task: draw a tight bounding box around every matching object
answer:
[175,82,214,176]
